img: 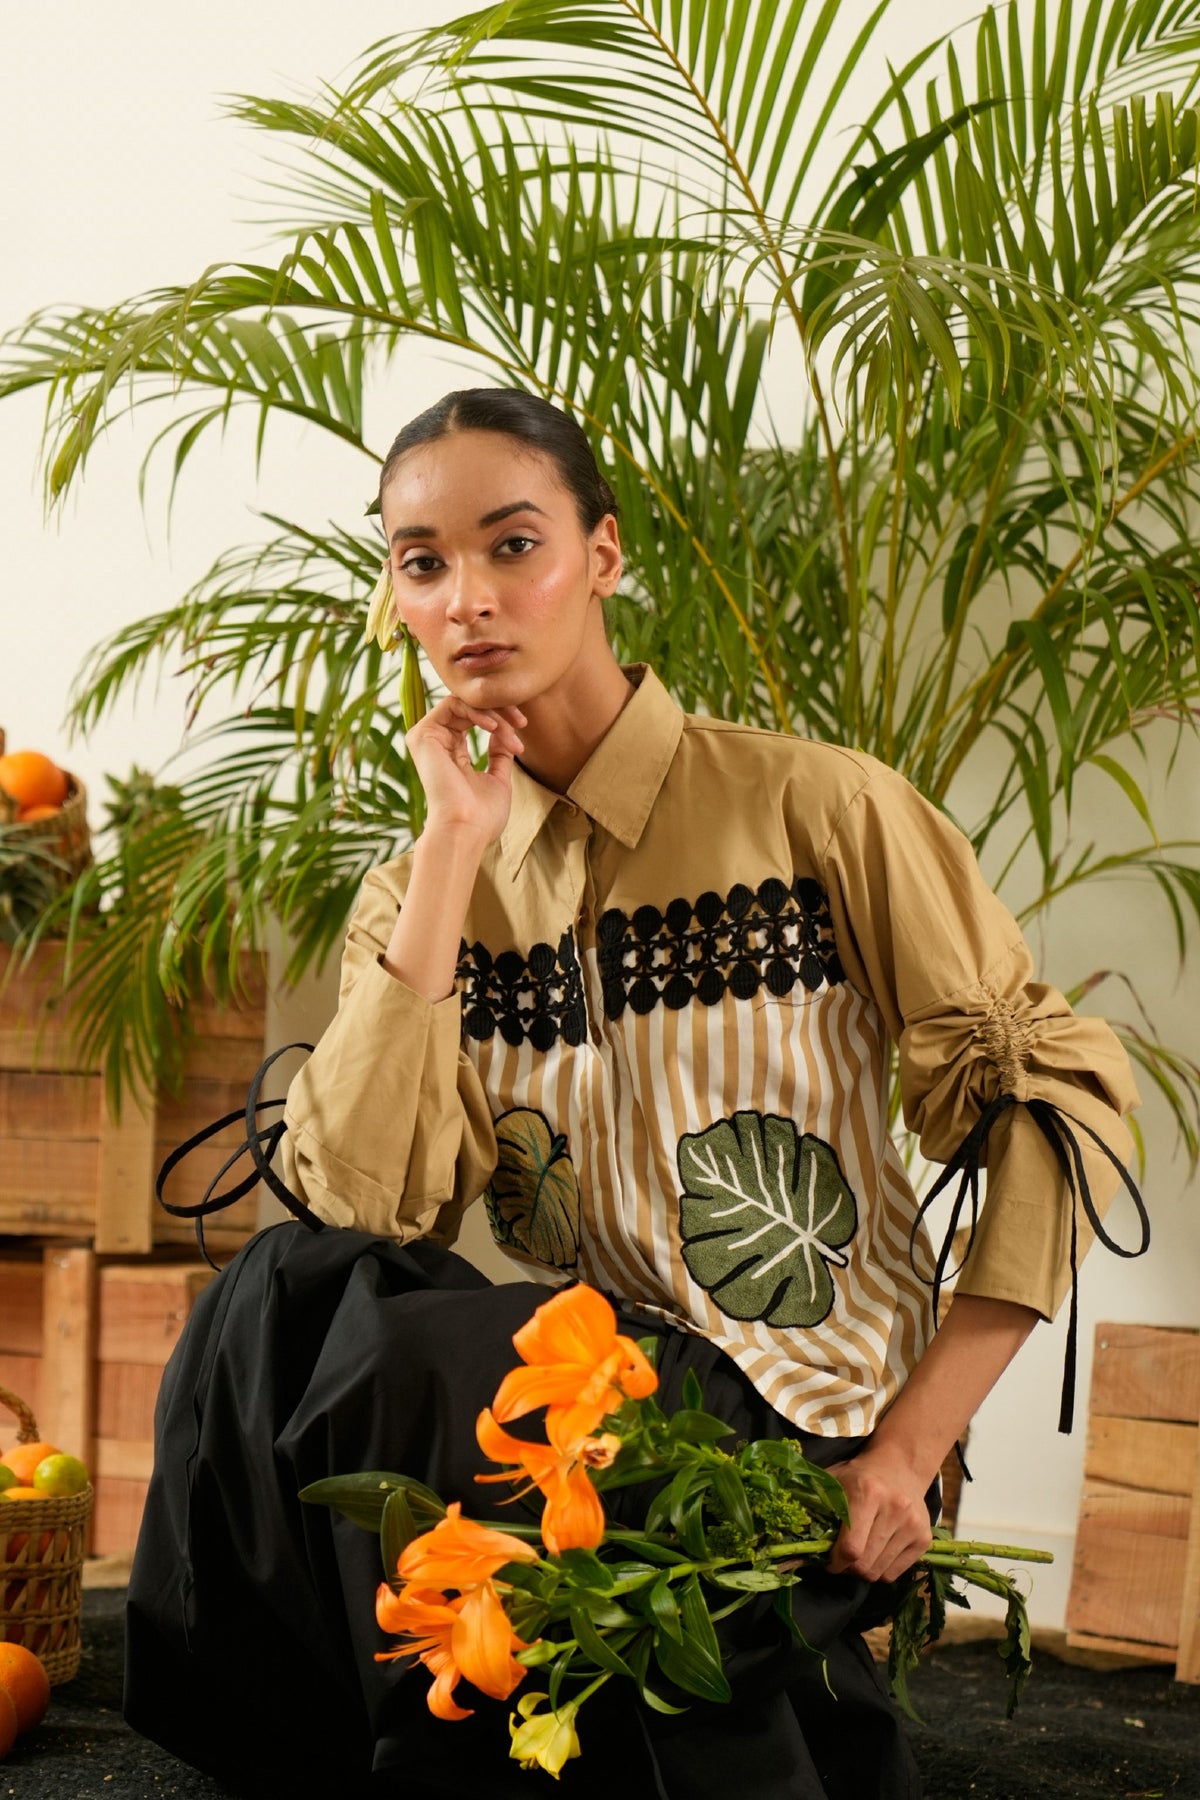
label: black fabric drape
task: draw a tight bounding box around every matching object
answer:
[125,1222,925,1800]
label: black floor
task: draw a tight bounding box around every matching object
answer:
[2,1590,1197,1798]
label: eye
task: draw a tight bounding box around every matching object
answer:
[398,553,442,578]
[497,534,538,557]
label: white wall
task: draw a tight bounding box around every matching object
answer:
[1,1,1196,1629]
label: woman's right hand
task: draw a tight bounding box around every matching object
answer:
[403,696,526,847]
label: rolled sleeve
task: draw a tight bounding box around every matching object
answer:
[279,861,497,1240]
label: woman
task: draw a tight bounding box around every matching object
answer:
[126,390,1142,1799]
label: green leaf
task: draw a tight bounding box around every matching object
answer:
[556,1548,615,1591]
[666,1409,736,1445]
[484,1106,581,1269]
[568,1602,637,1679]
[380,1485,420,1582]
[299,1471,446,1533]
[652,1575,732,1704]
[677,1112,858,1328]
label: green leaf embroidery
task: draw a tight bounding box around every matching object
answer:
[677,1113,857,1327]
[485,1106,581,1269]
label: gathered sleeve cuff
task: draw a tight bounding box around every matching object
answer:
[279,863,498,1242]
[821,760,1148,1429]
[900,966,1140,1318]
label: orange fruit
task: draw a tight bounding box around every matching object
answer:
[0,1445,60,1486]
[0,1643,50,1734]
[0,1489,46,1503]
[0,1685,17,1760]
[0,752,67,813]
[16,803,61,822]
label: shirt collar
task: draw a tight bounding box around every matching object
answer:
[500,665,683,879]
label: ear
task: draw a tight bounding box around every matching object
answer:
[590,514,623,598]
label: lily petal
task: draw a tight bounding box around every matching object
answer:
[452,1580,530,1702]
[397,1500,540,1589]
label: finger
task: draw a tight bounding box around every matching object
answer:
[426,695,503,732]
[487,721,525,758]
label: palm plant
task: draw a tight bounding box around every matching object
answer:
[3,0,1199,1141]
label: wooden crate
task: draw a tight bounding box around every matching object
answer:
[1065,1323,1200,1678]
[0,945,267,1253]
[0,1248,215,1555]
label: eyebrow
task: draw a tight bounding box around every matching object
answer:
[389,500,548,545]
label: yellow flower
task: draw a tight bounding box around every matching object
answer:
[364,562,401,651]
[508,1692,582,1778]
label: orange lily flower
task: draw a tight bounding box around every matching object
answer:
[476,1408,620,1555]
[397,1501,540,1590]
[491,1284,657,1444]
[375,1580,531,1720]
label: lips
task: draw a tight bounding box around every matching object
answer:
[455,644,515,672]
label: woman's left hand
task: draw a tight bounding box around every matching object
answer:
[824,1442,934,1584]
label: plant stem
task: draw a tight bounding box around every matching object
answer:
[927,1540,1054,1563]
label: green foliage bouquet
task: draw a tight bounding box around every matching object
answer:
[304,1282,1049,1778]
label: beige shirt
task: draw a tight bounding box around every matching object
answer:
[281,667,1139,1437]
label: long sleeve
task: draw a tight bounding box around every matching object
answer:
[819,760,1141,1323]
[279,859,498,1242]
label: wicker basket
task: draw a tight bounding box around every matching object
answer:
[0,727,91,888]
[0,1384,92,1685]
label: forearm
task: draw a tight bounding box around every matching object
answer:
[869,1292,1040,1488]
[381,825,488,999]
[826,1293,1038,1580]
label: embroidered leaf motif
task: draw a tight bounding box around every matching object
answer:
[485,1107,580,1269]
[677,1112,857,1328]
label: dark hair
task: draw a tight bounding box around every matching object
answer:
[378,389,619,532]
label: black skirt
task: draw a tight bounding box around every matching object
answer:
[124,1222,925,1800]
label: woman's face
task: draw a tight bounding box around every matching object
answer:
[379,429,622,712]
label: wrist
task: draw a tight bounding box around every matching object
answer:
[861,1418,946,1493]
[413,820,492,868]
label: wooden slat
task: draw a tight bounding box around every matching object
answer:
[178,1035,267,1084]
[1084,1416,1197,1496]
[94,1437,154,1481]
[0,1354,41,1424]
[90,1476,150,1558]
[0,1023,96,1075]
[1078,1479,1191,1539]
[0,1136,98,1210]
[157,1078,266,1146]
[40,1248,97,1485]
[0,1071,98,1140]
[0,1260,43,1354]
[96,1362,168,1441]
[1175,1432,1200,1682]
[95,1081,156,1256]
[1065,1518,1187,1647]
[96,1266,215,1364]
[187,999,267,1042]
[1090,1323,1200,1425]
[1064,1631,1177,1665]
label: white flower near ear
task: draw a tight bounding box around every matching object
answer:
[365,562,402,651]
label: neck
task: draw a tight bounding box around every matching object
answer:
[515,645,633,793]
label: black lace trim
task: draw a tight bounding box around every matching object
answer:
[598,876,844,1020]
[458,928,588,1051]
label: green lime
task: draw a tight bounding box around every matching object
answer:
[0,1464,16,1495]
[32,1453,88,1497]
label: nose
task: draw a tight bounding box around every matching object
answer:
[443,560,497,625]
